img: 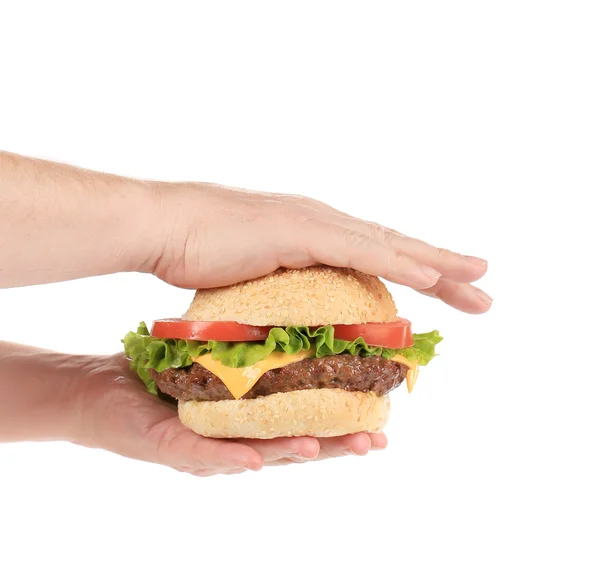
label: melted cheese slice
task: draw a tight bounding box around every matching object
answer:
[192,350,419,398]
[389,355,419,393]
[192,350,314,399]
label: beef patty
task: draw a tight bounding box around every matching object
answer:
[150,354,408,402]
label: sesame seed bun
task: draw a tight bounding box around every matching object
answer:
[178,389,390,439]
[183,266,398,326]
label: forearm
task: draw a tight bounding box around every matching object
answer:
[0,341,91,442]
[0,152,159,288]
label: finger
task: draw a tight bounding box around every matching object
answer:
[264,433,377,466]
[325,216,487,283]
[264,432,389,467]
[236,436,320,462]
[192,467,248,477]
[386,234,487,283]
[173,465,248,477]
[146,417,264,471]
[313,432,387,459]
[368,432,388,450]
[284,197,488,283]
[419,280,493,314]
[317,432,373,458]
[284,218,441,289]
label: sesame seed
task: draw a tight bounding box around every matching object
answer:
[182,266,398,325]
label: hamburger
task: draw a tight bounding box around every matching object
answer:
[123,266,442,439]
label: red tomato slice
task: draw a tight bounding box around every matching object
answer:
[151,319,272,342]
[333,320,413,349]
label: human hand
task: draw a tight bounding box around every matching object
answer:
[147,182,491,313]
[0,153,490,311]
[73,354,386,476]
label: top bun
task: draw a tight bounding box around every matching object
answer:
[183,266,398,326]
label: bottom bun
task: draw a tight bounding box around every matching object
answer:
[178,388,391,439]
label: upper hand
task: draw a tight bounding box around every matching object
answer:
[147,182,491,313]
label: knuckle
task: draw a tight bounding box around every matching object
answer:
[282,193,318,208]
[434,247,453,261]
[364,221,397,246]
[346,229,372,248]
[367,221,388,239]
[266,193,311,213]
[280,193,305,204]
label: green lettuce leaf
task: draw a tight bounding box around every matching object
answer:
[394,330,444,367]
[122,323,442,395]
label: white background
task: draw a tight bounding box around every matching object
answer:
[1,1,599,586]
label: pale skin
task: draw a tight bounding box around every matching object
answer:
[0,152,491,475]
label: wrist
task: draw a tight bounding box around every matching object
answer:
[106,176,166,275]
[0,344,94,443]
[130,179,207,279]
[122,179,180,276]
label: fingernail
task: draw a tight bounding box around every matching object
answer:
[465,256,488,267]
[474,288,493,305]
[419,264,441,282]
[370,445,386,451]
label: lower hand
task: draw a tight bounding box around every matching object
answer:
[73,354,386,476]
